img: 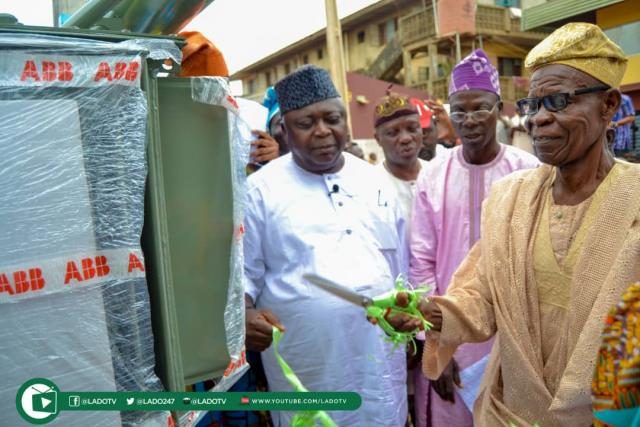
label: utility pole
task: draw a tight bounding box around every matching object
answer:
[324,0,352,133]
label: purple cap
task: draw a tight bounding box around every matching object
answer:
[448,49,501,98]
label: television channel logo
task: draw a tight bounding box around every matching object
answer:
[16,378,60,424]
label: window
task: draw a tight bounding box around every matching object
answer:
[317,49,323,60]
[284,63,291,75]
[498,57,523,77]
[357,31,366,44]
[247,78,256,94]
[265,71,272,86]
[417,67,429,81]
[303,54,309,64]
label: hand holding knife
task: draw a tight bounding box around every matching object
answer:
[303,273,433,349]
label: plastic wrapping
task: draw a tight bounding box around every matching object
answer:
[177,77,254,427]
[0,33,182,64]
[0,34,170,426]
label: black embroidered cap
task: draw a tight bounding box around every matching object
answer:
[275,65,341,114]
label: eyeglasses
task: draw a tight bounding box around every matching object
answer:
[516,85,610,116]
[449,103,498,124]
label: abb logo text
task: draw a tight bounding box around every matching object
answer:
[0,250,146,299]
[0,268,44,295]
[64,256,111,284]
[20,60,140,83]
[223,351,247,377]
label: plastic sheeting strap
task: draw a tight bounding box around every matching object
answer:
[0,248,147,303]
[272,327,337,427]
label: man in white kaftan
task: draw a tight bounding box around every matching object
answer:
[243,65,407,426]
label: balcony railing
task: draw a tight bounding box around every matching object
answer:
[400,4,532,46]
[399,6,436,46]
[476,5,511,34]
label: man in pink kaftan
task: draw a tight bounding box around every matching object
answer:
[409,49,539,427]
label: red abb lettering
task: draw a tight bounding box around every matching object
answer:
[95,62,139,82]
[0,268,46,295]
[13,270,30,293]
[113,62,127,80]
[125,61,139,81]
[94,62,113,81]
[13,270,30,294]
[64,261,83,284]
[81,258,96,279]
[29,268,45,290]
[0,273,12,295]
[226,95,239,110]
[128,253,145,273]
[20,60,40,81]
[42,61,56,81]
[95,256,110,276]
[67,256,111,284]
[20,60,74,82]
[58,61,73,81]
[223,351,247,377]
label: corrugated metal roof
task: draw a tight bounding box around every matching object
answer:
[521,0,623,30]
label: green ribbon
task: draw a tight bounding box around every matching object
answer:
[270,276,431,425]
[367,275,433,354]
[272,327,337,427]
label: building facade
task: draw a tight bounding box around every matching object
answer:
[231,0,550,114]
[232,0,417,102]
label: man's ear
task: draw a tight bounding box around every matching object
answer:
[603,89,621,121]
[280,119,289,143]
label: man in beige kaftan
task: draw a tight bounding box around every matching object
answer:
[395,23,640,427]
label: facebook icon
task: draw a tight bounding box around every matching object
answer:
[69,396,80,407]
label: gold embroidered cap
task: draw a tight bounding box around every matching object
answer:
[373,91,418,128]
[525,22,628,88]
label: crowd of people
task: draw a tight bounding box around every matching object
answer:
[237,22,639,427]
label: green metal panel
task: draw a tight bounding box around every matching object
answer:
[521,0,623,30]
[144,77,233,389]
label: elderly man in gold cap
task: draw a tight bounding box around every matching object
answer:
[387,22,640,426]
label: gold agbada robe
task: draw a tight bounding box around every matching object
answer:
[423,161,640,426]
